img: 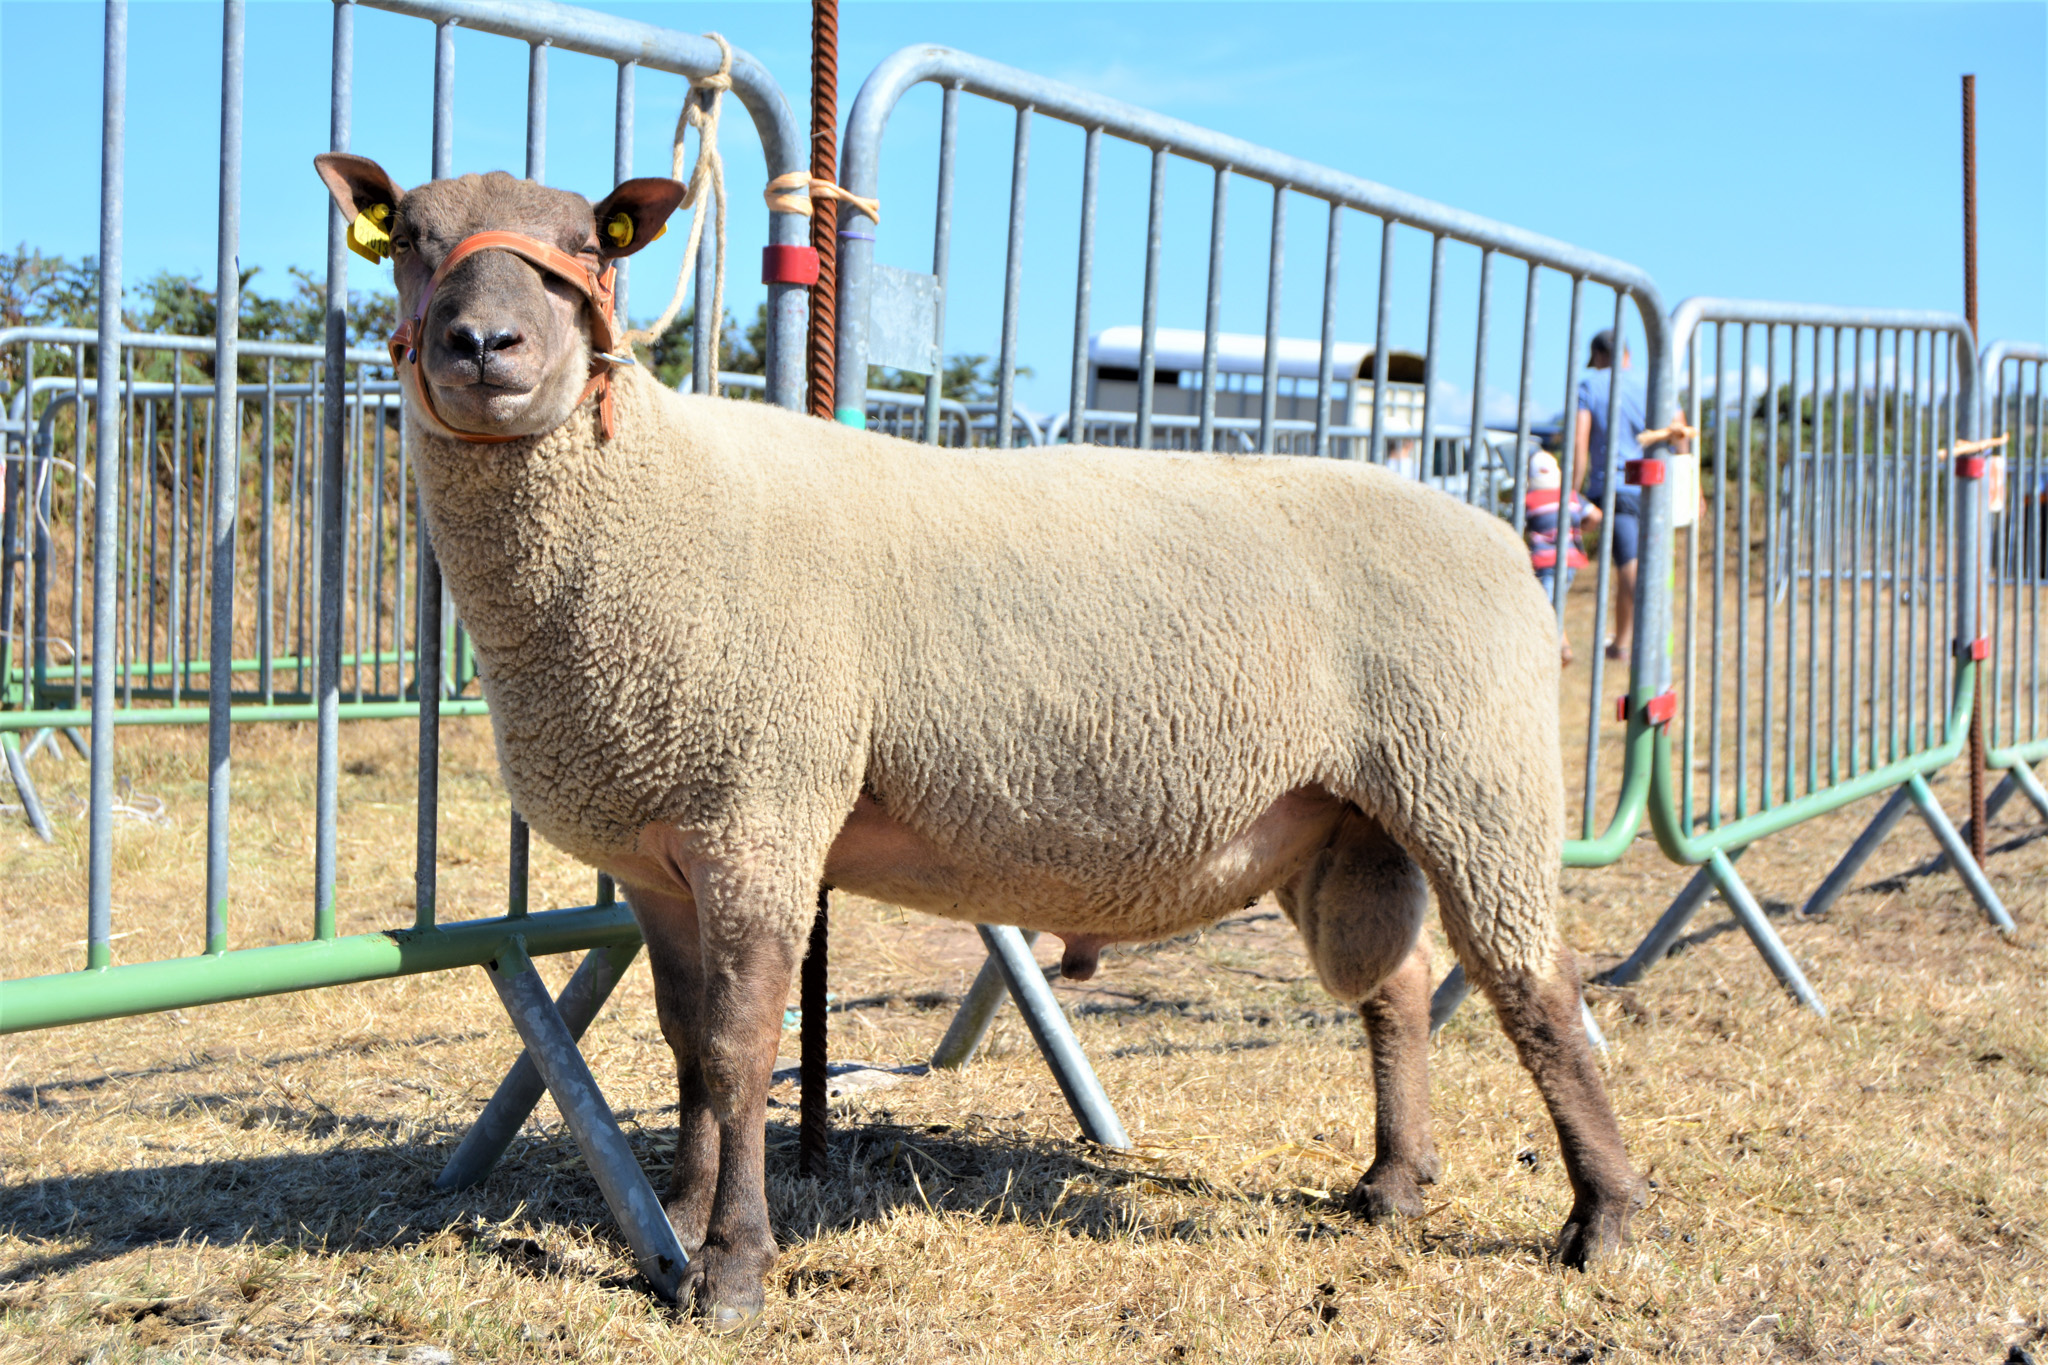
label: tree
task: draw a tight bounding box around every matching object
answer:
[643,301,768,389]
[869,353,1029,401]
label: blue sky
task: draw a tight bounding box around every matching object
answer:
[4,1,2043,418]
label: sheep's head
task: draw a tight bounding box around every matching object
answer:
[313,153,684,441]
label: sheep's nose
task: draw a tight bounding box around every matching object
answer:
[444,322,522,359]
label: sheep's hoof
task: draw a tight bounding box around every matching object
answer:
[1345,1170,1426,1223]
[1552,1196,1636,1270]
[685,1250,769,1332]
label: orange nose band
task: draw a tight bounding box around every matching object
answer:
[389,230,625,444]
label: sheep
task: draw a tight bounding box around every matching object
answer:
[313,153,1644,1331]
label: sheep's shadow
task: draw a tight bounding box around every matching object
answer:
[1,1100,1362,1289]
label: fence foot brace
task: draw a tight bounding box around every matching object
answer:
[2,732,52,841]
[1706,851,1825,1015]
[2012,762,2048,823]
[1802,788,1915,919]
[1599,847,1748,988]
[437,941,642,1191]
[930,929,1040,1069]
[484,938,689,1303]
[1904,776,2016,934]
[974,924,1129,1148]
[1426,964,1606,1050]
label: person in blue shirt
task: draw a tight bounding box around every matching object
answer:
[1573,328,1684,661]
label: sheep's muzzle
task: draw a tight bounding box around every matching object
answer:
[390,230,625,443]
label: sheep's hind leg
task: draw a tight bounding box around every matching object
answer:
[626,884,720,1259]
[1475,954,1641,1268]
[1277,809,1440,1222]
[1398,802,1642,1267]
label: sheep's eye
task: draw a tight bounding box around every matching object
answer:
[391,238,413,256]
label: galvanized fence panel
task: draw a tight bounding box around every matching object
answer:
[1,328,465,728]
[1981,341,2048,824]
[1598,299,2008,1013]
[830,45,1682,871]
[0,0,807,1032]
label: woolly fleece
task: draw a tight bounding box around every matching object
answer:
[412,365,1568,983]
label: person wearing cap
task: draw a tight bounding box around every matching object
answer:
[1524,449,1601,664]
[1574,328,1685,661]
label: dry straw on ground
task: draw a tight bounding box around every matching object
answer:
[3,587,2045,1362]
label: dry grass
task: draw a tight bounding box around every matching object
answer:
[3,590,2047,1362]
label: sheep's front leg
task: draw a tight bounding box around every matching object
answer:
[626,884,720,1257]
[683,885,804,1330]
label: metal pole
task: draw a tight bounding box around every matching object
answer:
[930,930,1038,1069]
[87,0,126,968]
[800,0,841,1178]
[485,939,687,1302]
[205,0,245,956]
[437,941,641,1190]
[314,0,351,943]
[975,924,1127,1148]
[1962,74,1988,869]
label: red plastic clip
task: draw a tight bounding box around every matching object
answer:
[1623,458,1666,487]
[1618,692,1678,725]
[1955,455,1987,480]
[1954,636,1991,661]
[762,245,821,286]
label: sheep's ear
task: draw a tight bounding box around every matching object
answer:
[315,154,407,266]
[314,153,404,224]
[592,178,687,260]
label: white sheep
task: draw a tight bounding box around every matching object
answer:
[315,154,1644,1331]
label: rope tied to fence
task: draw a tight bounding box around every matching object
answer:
[764,171,881,226]
[1943,434,2008,457]
[1636,417,1697,450]
[623,33,733,394]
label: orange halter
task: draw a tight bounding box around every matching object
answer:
[388,230,625,443]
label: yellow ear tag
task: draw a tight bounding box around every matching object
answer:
[605,212,635,249]
[348,203,393,264]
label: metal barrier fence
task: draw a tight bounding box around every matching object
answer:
[1597,300,2010,1014]
[0,0,817,1302]
[1981,341,2048,826]
[0,329,489,798]
[682,369,1048,446]
[1,1,1131,1300]
[832,45,1681,881]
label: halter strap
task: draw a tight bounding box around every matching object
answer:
[389,230,624,443]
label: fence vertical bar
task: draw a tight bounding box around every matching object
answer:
[1312,204,1340,458]
[1551,277,1583,639]
[611,59,633,320]
[204,0,245,955]
[1062,121,1096,446]
[413,14,456,935]
[994,105,1029,449]
[1466,245,1499,511]
[525,40,547,182]
[1510,264,1538,535]
[1366,217,1395,466]
[1135,147,1166,451]
[1736,322,1754,816]
[931,85,961,444]
[87,0,126,968]
[1197,166,1228,454]
[314,0,352,944]
[1419,235,1446,495]
[1582,288,1624,836]
[1257,187,1285,456]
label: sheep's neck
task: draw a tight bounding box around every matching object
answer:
[409,403,705,664]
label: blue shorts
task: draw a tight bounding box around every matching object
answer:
[1587,487,1643,567]
[1535,565,1575,599]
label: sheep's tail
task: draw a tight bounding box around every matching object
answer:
[622,33,731,392]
